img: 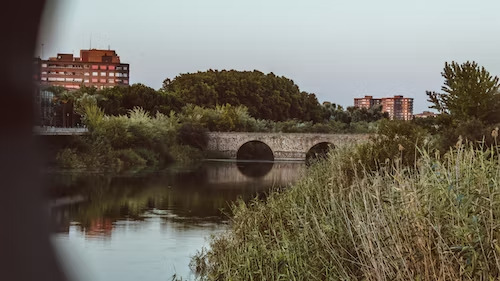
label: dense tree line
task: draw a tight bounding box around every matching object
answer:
[161,70,323,122]
[45,70,388,130]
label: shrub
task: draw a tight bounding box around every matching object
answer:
[55,148,83,169]
[134,148,159,166]
[113,149,147,168]
[177,123,208,149]
[168,144,204,166]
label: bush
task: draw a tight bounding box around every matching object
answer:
[177,123,208,149]
[437,118,500,152]
[55,148,83,169]
[113,149,147,168]
[168,144,204,166]
[134,148,159,166]
[361,119,430,169]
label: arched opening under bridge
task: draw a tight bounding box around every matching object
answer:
[236,141,274,177]
[306,142,335,164]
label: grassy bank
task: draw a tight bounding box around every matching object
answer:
[192,143,500,280]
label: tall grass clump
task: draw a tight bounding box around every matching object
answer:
[193,141,500,280]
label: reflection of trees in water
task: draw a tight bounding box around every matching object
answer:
[237,162,274,178]
[48,164,284,233]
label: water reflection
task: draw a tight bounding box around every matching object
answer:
[237,161,274,178]
[48,161,305,281]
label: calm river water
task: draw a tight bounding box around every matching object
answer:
[48,161,305,281]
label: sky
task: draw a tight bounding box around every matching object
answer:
[37,0,500,113]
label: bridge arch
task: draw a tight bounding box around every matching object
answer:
[306,142,335,163]
[236,140,274,161]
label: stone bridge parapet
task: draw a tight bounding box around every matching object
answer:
[205,132,370,161]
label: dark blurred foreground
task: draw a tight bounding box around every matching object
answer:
[0,1,67,280]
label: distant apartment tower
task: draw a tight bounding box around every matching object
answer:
[354,95,381,109]
[36,49,129,89]
[354,95,413,120]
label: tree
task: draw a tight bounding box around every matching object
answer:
[49,86,76,127]
[427,61,500,124]
[162,70,323,122]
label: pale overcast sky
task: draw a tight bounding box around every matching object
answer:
[37,0,500,113]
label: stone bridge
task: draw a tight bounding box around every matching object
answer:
[205,132,370,161]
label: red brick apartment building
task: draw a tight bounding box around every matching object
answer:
[34,49,129,89]
[354,95,414,120]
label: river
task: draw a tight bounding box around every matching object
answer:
[47,161,305,281]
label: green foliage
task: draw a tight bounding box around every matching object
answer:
[83,104,105,131]
[168,144,204,166]
[177,123,208,149]
[193,144,500,280]
[97,84,182,116]
[57,106,193,171]
[179,104,257,132]
[436,118,500,152]
[134,148,159,166]
[55,148,83,169]
[322,103,388,124]
[424,61,500,151]
[113,149,147,169]
[362,119,429,168]
[427,61,500,124]
[163,70,323,122]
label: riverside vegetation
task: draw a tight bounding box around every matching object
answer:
[51,71,388,171]
[188,60,500,280]
[192,138,500,280]
[55,103,385,171]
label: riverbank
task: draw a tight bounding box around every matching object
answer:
[192,143,500,280]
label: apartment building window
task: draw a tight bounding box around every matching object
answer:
[123,66,128,70]
[101,72,106,76]
[84,72,90,76]
[100,65,107,70]
[108,65,115,70]
[84,79,89,83]
[92,72,98,76]
[108,79,114,83]
[100,79,106,83]
[109,73,114,77]
[41,64,47,67]
[91,65,98,70]
[92,78,98,83]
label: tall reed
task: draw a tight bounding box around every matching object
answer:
[192,142,500,280]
